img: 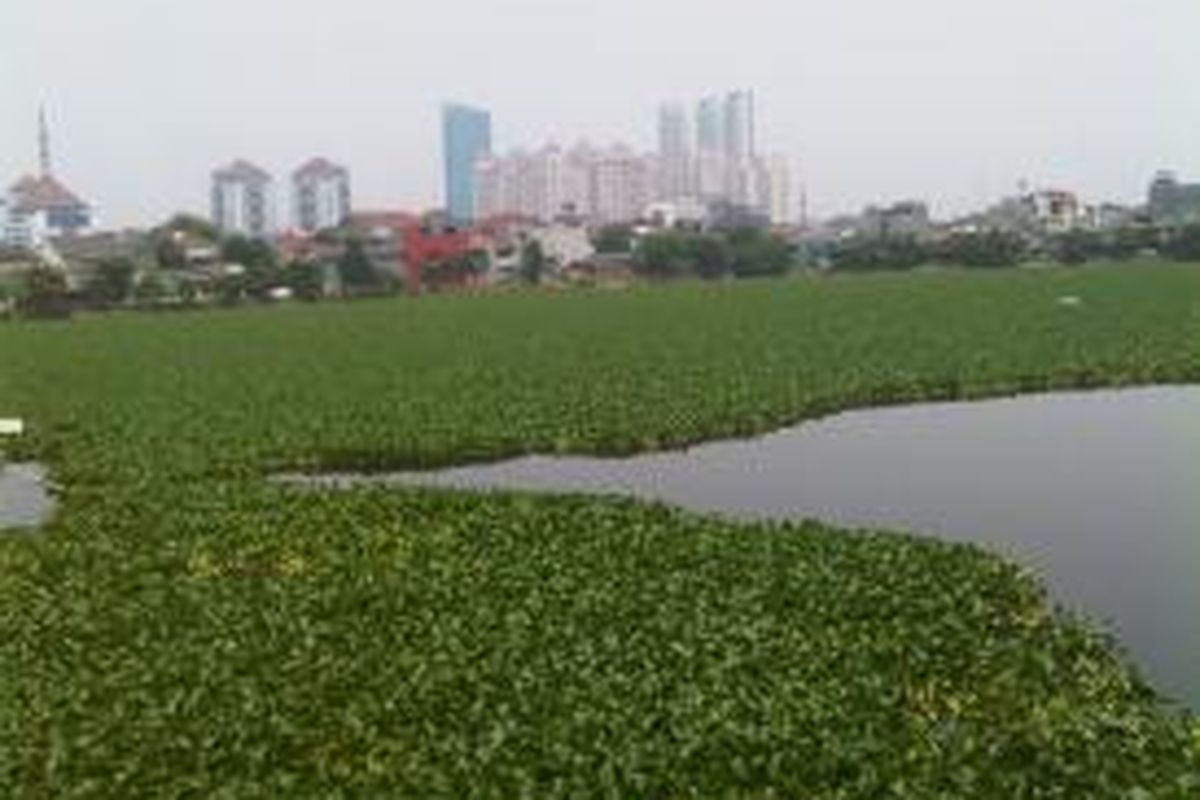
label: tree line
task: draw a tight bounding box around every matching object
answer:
[826,224,1200,272]
[630,228,794,279]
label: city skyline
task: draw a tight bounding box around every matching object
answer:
[468,89,791,226]
[3,0,1198,228]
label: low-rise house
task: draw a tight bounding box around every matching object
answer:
[857,201,932,239]
[529,224,595,272]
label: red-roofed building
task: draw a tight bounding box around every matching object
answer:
[346,211,483,293]
[3,109,94,248]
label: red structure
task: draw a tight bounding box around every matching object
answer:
[274,229,320,264]
[402,224,476,293]
[347,211,480,294]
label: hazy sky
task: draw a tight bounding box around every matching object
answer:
[3,0,1198,228]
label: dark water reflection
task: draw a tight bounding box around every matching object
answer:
[0,462,54,531]
[286,387,1200,710]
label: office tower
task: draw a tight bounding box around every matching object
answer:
[442,103,492,224]
[590,145,651,225]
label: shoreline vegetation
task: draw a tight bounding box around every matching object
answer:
[2,262,1199,795]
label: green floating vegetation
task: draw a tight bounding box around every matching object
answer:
[1,262,1199,795]
[4,484,1198,796]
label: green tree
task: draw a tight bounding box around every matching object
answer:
[830,235,927,272]
[17,267,72,319]
[134,272,167,305]
[163,213,219,242]
[519,239,547,285]
[217,237,282,302]
[153,214,220,271]
[177,278,202,307]
[284,260,325,301]
[1163,224,1200,262]
[1104,225,1157,260]
[84,257,136,307]
[423,252,487,291]
[0,281,14,320]
[728,228,793,278]
[337,238,380,291]
[633,232,690,278]
[460,249,490,282]
[214,270,248,306]
[690,235,732,279]
[939,230,1026,269]
[593,224,634,254]
[154,236,187,271]
[220,235,277,271]
[1051,229,1100,265]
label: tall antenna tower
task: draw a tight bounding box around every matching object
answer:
[38,106,52,177]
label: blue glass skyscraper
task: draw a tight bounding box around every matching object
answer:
[442,103,492,224]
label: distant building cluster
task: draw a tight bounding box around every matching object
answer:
[454,91,792,228]
[210,157,351,238]
[6,98,1200,307]
[810,177,1183,248]
[474,142,657,226]
[1148,171,1200,228]
[659,91,791,225]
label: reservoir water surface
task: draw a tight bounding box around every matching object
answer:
[286,386,1200,709]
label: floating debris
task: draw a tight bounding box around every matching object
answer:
[0,462,54,531]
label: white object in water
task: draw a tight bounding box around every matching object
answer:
[0,419,25,436]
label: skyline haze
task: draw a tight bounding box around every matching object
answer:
[3,0,1198,228]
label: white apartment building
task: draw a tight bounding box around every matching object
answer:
[475,143,650,225]
[211,160,274,237]
[657,103,692,202]
[723,90,756,161]
[292,158,350,233]
[591,147,652,225]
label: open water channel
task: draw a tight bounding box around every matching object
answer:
[7,388,1197,708]
[285,386,1200,710]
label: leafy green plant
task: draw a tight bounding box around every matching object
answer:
[1,261,1198,795]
